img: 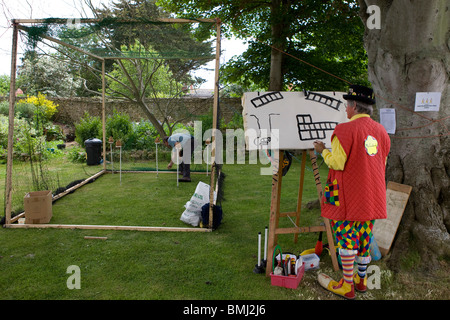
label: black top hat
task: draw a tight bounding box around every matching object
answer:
[343,85,376,105]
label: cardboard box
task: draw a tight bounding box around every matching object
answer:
[24,190,52,224]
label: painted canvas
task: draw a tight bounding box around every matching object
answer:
[242,91,348,150]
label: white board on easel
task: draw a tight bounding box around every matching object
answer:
[373,181,412,256]
[242,91,348,150]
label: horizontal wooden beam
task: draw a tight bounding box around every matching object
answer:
[52,169,106,202]
[6,223,212,233]
[279,211,298,217]
[275,225,326,235]
[13,18,217,24]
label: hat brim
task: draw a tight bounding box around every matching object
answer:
[343,94,375,105]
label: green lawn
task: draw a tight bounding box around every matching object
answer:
[1,155,448,301]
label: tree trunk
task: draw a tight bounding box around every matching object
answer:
[139,100,167,137]
[359,0,450,271]
[269,0,288,91]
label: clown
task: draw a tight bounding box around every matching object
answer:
[313,85,390,299]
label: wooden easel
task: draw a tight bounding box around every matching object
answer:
[265,149,339,276]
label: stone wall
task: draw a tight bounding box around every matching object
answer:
[47,97,243,126]
[1,96,243,125]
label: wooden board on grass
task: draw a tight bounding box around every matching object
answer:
[373,181,412,256]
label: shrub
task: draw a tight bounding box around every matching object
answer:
[106,110,133,144]
[0,115,8,150]
[67,145,86,163]
[15,102,35,120]
[19,93,58,121]
[0,101,9,116]
[75,112,102,147]
[129,120,159,150]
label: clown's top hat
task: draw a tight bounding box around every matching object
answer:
[343,85,375,105]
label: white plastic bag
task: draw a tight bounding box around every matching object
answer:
[180,182,216,226]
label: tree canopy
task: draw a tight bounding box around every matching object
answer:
[158,0,368,92]
[17,0,217,136]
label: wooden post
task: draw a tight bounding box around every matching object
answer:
[102,60,106,170]
[266,150,283,276]
[4,21,18,225]
[208,18,221,229]
[294,150,307,243]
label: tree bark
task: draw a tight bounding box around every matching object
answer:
[269,0,288,91]
[359,0,450,271]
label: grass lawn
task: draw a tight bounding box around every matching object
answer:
[1,154,449,301]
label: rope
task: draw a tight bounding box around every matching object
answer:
[286,213,299,229]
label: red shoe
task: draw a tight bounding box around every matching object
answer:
[354,273,367,293]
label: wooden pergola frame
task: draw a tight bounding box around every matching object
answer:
[4,17,222,233]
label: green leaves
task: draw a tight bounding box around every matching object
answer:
[159,0,369,91]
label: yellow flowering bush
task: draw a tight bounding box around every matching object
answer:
[21,93,58,120]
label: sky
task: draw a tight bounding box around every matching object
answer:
[0,0,247,88]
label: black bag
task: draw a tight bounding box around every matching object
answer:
[201,203,223,230]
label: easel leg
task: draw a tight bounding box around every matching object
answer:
[294,151,307,243]
[265,150,339,276]
[266,150,283,276]
[309,150,339,271]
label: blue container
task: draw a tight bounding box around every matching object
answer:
[370,235,382,261]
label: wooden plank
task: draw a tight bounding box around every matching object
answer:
[6,224,212,233]
[373,181,412,256]
[279,211,297,217]
[294,151,307,243]
[14,18,217,24]
[52,170,106,201]
[84,236,108,240]
[10,212,25,223]
[275,225,326,235]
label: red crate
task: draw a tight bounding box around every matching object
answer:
[270,263,305,289]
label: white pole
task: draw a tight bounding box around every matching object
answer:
[109,142,114,174]
[176,153,179,187]
[119,146,122,185]
[205,139,211,176]
[155,141,159,178]
[257,232,261,267]
[206,144,210,176]
[176,144,180,187]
